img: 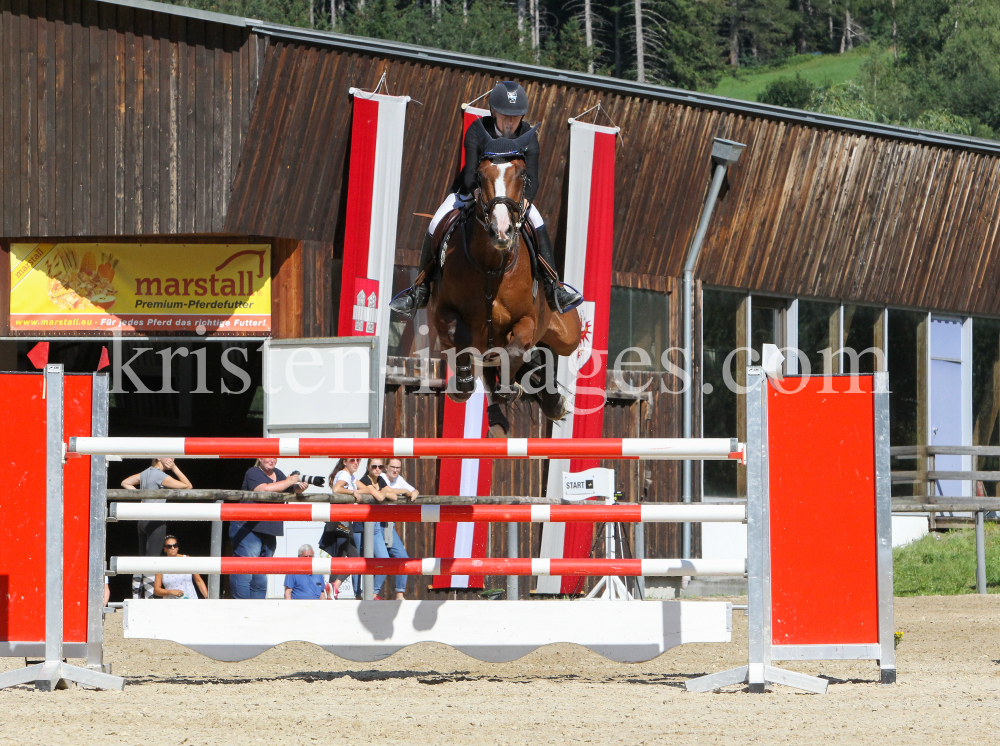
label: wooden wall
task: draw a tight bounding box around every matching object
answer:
[0,0,264,237]
[226,39,1000,317]
[5,1,1000,317]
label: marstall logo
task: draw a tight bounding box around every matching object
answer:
[134,250,266,297]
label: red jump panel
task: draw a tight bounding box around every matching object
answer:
[767,375,880,646]
[0,373,93,646]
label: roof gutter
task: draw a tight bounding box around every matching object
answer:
[250,21,1000,157]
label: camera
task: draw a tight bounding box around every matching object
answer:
[290,471,325,487]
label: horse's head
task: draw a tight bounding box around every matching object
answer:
[475,126,537,252]
[477,157,527,250]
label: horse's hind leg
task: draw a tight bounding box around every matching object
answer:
[485,367,512,438]
[540,307,582,357]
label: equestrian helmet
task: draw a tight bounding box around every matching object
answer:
[489,81,529,117]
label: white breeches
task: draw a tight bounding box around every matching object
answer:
[428,193,545,234]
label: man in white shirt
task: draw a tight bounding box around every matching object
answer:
[385,459,419,501]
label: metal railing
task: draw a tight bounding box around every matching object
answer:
[890,445,997,594]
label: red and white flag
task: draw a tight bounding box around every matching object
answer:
[538,119,618,594]
[432,103,492,590]
[337,88,410,429]
[432,377,492,589]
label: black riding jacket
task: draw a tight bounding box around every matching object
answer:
[451,116,540,201]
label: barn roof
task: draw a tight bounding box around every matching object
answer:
[94,0,1000,156]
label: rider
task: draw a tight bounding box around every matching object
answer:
[389,81,583,318]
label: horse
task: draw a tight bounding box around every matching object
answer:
[429,132,582,436]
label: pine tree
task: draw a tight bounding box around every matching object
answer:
[719,0,797,67]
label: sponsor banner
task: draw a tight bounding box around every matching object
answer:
[539,120,618,594]
[9,243,271,335]
[432,103,492,589]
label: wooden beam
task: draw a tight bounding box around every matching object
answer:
[271,237,302,339]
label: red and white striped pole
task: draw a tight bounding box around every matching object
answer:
[109,503,747,524]
[110,556,746,577]
[71,437,745,461]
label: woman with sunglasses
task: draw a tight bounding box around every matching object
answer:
[121,456,192,600]
[153,536,208,599]
[355,459,410,600]
[325,458,382,599]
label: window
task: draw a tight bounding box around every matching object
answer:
[973,318,1000,493]
[843,305,882,374]
[797,300,839,375]
[607,287,669,372]
[702,289,743,498]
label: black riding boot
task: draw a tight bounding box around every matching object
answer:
[389,233,436,319]
[534,225,583,313]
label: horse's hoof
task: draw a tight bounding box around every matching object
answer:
[492,383,522,405]
[541,395,569,422]
[487,403,510,438]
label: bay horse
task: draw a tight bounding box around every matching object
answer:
[429,130,582,436]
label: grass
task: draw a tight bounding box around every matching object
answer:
[705,47,875,104]
[893,524,1000,596]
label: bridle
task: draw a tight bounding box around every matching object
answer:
[465,159,531,353]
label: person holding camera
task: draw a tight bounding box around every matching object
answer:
[230,456,308,599]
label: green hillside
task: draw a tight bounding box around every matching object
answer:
[707,48,872,104]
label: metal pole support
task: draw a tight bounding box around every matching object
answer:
[507,522,519,600]
[635,522,645,597]
[976,510,987,595]
[209,500,223,599]
[363,521,375,600]
[86,372,111,672]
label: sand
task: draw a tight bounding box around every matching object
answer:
[2,594,998,745]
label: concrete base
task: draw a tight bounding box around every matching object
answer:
[644,576,748,599]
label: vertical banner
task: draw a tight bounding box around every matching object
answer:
[432,378,492,589]
[338,88,410,434]
[432,103,492,589]
[538,120,618,594]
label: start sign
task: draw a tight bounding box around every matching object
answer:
[562,467,615,502]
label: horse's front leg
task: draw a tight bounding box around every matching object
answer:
[503,316,537,371]
[440,308,476,404]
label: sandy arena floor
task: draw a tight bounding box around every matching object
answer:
[2,594,999,745]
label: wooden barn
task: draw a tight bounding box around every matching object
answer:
[2,0,999,598]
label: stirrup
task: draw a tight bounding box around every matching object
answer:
[389,285,429,319]
[547,281,583,314]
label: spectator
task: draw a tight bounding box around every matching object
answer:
[318,459,367,600]
[384,459,420,501]
[283,544,329,599]
[153,535,208,599]
[357,459,410,600]
[230,457,306,599]
[121,457,192,599]
[330,457,383,503]
[330,457,383,599]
